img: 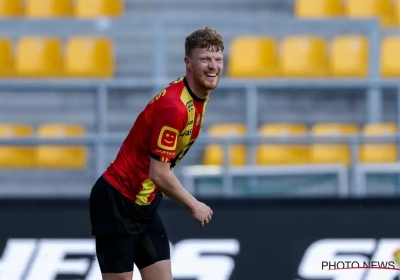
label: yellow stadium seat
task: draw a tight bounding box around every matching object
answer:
[227,37,279,78]
[256,123,309,165]
[0,0,22,17]
[359,123,397,163]
[310,123,358,166]
[381,37,400,77]
[295,0,344,18]
[74,0,124,18]
[25,0,72,18]
[395,0,400,25]
[204,124,246,166]
[15,37,63,77]
[0,124,34,168]
[281,36,328,77]
[65,37,114,78]
[35,124,87,169]
[330,36,369,77]
[345,0,395,27]
[0,39,13,76]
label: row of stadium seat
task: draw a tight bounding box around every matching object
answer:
[0,124,86,169]
[295,0,400,27]
[204,122,399,166]
[228,35,400,78]
[0,36,114,78]
[5,34,400,79]
[0,0,123,18]
[0,122,399,169]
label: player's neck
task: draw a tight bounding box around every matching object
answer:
[185,75,209,100]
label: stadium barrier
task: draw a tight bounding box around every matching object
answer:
[0,197,400,280]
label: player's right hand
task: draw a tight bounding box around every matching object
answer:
[191,201,213,228]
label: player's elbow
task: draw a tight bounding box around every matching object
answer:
[149,171,163,186]
[149,158,170,186]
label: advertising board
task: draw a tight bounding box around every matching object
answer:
[0,198,399,280]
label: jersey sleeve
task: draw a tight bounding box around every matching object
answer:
[150,106,187,163]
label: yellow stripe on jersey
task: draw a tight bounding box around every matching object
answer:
[161,157,169,162]
[178,87,195,152]
[135,178,155,206]
[168,87,196,168]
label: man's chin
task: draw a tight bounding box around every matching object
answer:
[203,81,219,90]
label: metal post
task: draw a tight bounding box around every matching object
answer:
[398,87,400,143]
[366,20,381,123]
[354,166,367,197]
[245,85,258,195]
[246,85,258,164]
[222,137,233,197]
[366,87,381,123]
[337,166,350,198]
[95,86,108,178]
[349,136,359,197]
[396,87,400,195]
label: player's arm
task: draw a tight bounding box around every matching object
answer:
[149,158,197,210]
[148,105,198,210]
[149,158,212,228]
[148,105,212,227]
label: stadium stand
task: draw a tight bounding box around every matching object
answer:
[2,0,400,197]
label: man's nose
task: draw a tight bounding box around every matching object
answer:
[208,60,217,69]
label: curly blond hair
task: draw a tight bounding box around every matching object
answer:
[185,27,224,57]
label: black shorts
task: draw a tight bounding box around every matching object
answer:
[89,176,170,272]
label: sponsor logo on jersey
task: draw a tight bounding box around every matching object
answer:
[157,126,178,150]
[154,149,175,156]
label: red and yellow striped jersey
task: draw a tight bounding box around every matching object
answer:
[102,76,208,205]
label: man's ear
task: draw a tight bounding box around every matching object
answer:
[184,56,191,71]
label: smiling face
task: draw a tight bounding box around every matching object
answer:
[185,47,223,92]
[162,131,176,145]
[184,27,224,98]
